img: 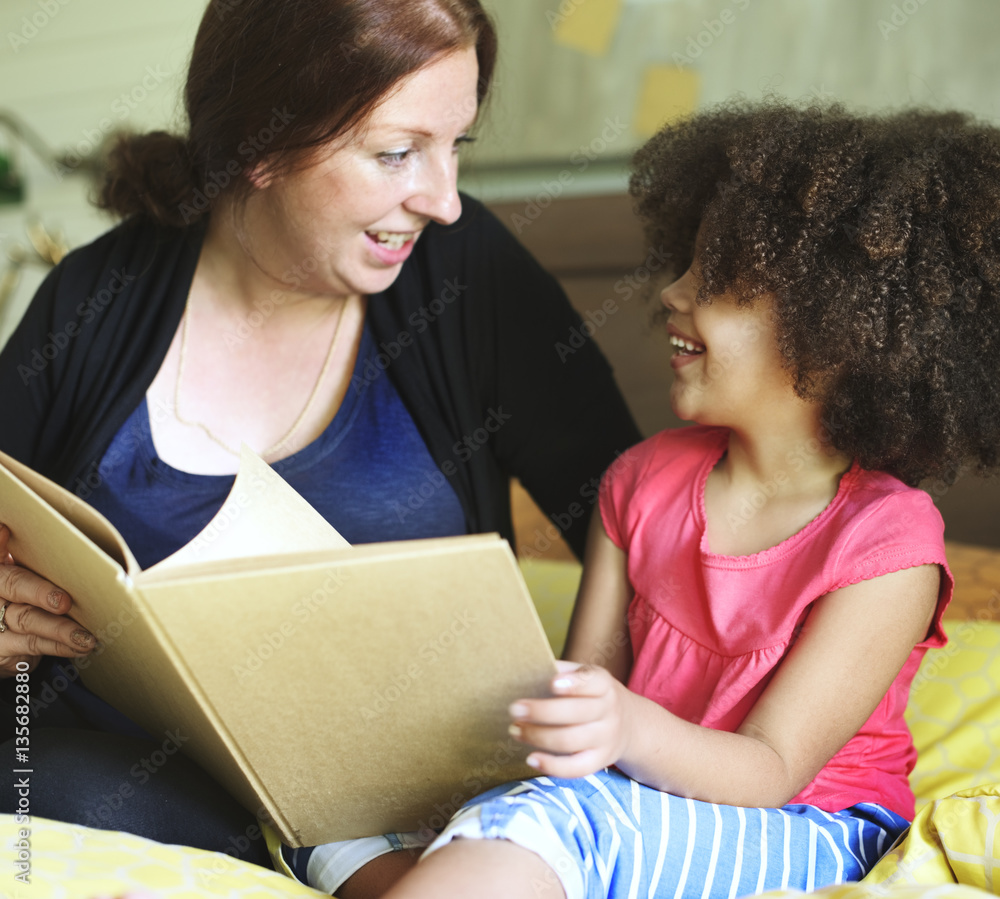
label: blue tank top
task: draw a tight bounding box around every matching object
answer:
[87,321,467,569]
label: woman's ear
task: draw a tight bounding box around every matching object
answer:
[245,161,275,190]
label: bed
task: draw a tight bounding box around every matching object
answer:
[2,540,998,899]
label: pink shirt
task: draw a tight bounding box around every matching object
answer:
[600,426,952,820]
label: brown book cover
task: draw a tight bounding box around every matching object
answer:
[0,448,557,846]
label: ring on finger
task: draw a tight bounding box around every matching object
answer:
[0,600,8,633]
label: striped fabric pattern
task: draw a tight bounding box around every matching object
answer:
[425,768,909,899]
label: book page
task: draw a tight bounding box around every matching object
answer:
[146,445,349,574]
[0,449,139,575]
[136,533,503,586]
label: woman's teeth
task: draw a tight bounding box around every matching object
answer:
[369,231,411,251]
[669,335,705,355]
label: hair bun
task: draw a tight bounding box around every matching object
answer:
[97,131,199,228]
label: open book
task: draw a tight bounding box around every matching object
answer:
[0,447,557,846]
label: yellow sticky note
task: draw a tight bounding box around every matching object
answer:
[552,0,623,57]
[634,66,700,137]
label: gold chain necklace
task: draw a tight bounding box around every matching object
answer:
[173,298,347,459]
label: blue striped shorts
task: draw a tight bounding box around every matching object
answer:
[423,768,909,899]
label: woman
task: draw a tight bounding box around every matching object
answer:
[0,0,640,894]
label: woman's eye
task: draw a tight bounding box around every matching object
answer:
[454,135,477,154]
[378,149,412,167]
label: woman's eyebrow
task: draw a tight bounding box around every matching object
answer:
[376,127,436,139]
[368,120,478,141]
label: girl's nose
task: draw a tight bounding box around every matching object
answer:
[660,270,694,312]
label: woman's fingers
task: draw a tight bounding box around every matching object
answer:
[3,602,96,656]
[0,637,80,678]
[0,617,94,677]
[0,565,71,614]
[0,529,95,676]
[0,526,73,613]
[0,560,71,617]
[0,524,92,666]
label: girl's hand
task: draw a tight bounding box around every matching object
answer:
[0,524,96,677]
[508,660,636,779]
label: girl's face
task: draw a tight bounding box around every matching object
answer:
[246,46,480,297]
[660,261,805,430]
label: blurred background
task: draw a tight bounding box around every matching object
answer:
[2,0,997,547]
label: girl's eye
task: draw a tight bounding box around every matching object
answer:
[454,135,477,153]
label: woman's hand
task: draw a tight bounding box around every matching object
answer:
[0,525,96,677]
[507,660,637,779]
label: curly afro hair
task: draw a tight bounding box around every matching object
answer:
[630,98,1000,487]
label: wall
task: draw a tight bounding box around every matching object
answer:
[464,0,1000,197]
[1,0,205,342]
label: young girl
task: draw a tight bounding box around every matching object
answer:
[373,99,1000,899]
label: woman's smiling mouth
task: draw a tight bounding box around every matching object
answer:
[366,230,416,251]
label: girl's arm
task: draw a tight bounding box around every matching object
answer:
[560,509,634,681]
[511,514,940,808]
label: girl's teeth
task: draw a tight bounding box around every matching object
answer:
[669,335,704,354]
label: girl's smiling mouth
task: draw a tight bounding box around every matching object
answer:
[667,325,706,371]
[667,325,706,357]
[669,334,706,356]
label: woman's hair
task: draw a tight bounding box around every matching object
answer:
[630,98,1000,487]
[97,0,496,228]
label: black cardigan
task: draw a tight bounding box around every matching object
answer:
[1,195,641,558]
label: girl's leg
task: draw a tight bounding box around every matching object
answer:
[335,848,422,899]
[382,837,565,899]
[379,770,908,899]
[281,831,431,897]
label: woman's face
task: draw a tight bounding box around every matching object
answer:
[247,46,480,298]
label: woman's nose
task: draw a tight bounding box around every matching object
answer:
[405,156,462,226]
